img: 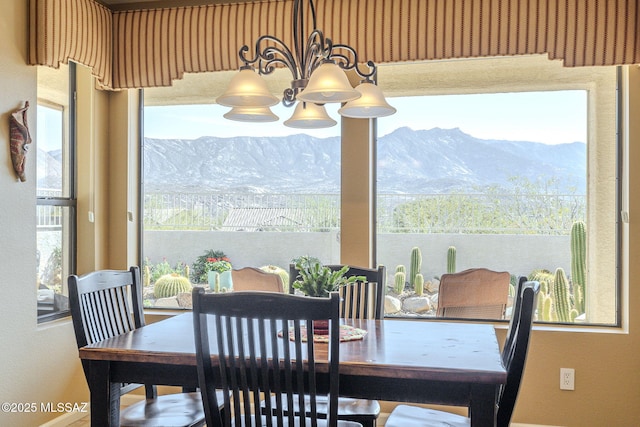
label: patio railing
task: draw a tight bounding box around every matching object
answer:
[143,192,585,235]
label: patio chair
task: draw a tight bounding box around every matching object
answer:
[281,263,384,426]
[385,279,540,427]
[436,267,511,320]
[231,266,284,293]
[68,266,222,427]
[192,289,363,427]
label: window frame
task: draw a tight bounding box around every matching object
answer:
[374,57,621,327]
[37,62,77,323]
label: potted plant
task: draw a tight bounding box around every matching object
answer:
[292,257,365,334]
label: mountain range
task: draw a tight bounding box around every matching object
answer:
[37,127,585,195]
[142,127,585,195]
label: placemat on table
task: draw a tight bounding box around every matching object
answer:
[278,324,367,343]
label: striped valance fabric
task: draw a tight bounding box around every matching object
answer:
[29,0,640,90]
[29,0,112,88]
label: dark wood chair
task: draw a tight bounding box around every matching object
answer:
[231,266,284,293]
[282,263,384,426]
[68,266,212,427]
[436,267,511,320]
[385,279,540,427]
[192,289,363,427]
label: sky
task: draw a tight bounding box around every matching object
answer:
[144,90,587,145]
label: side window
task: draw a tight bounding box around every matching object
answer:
[37,62,76,322]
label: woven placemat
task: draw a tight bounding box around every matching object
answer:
[278,325,367,343]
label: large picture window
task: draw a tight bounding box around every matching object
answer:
[141,73,342,309]
[137,55,619,326]
[376,56,618,325]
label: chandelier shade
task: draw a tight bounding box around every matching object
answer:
[218,0,395,127]
[338,82,398,118]
[283,102,337,129]
[216,68,279,108]
[223,106,279,122]
[296,61,361,104]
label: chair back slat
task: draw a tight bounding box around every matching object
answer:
[496,280,540,427]
[193,290,341,427]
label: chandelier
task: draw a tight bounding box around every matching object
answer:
[216,0,396,128]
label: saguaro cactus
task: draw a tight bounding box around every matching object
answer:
[414,273,424,296]
[553,268,573,323]
[571,221,587,313]
[394,271,406,294]
[409,247,422,287]
[447,246,456,274]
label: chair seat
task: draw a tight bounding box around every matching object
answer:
[263,394,380,420]
[120,392,212,427]
[384,404,470,427]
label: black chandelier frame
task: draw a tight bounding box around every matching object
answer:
[238,0,377,107]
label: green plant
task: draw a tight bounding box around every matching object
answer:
[149,258,176,283]
[395,265,406,274]
[191,250,232,283]
[394,271,406,294]
[292,260,365,298]
[571,221,586,313]
[414,273,424,296]
[447,246,456,274]
[154,273,193,299]
[409,247,422,286]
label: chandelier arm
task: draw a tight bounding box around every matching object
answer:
[239,35,300,80]
[330,44,377,81]
[300,30,331,79]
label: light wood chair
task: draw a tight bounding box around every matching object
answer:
[436,267,511,320]
[385,279,540,427]
[285,263,384,426]
[231,266,284,293]
[68,266,214,427]
[192,289,363,427]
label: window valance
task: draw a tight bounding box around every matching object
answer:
[29,0,640,90]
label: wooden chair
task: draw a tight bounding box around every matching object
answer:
[283,263,384,426]
[68,266,213,427]
[192,289,363,427]
[231,266,284,293]
[436,267,511,320]
[385,280,540,427]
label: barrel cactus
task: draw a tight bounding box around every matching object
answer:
[571,221,586,313]
[447,246,456,274]
[260,265,290,293]
[154,273,193,299]
[409,247,422,287]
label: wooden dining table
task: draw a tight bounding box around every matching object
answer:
[79,313,506,427]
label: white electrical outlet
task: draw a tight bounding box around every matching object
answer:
[560,368,575,390]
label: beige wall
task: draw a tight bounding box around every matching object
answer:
[1,0,639,425]
[0,1,86,426]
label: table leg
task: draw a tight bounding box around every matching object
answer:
[469,383,497,427]
[87,360,120,427]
